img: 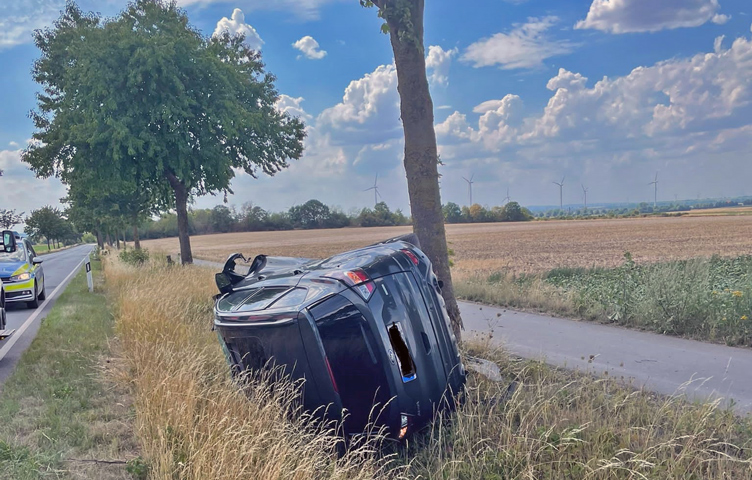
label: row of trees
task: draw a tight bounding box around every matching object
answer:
[0,207,81,249]
[131,200,411,240]
[442,201,532,223]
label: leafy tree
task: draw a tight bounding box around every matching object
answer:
[0,209,24,229]
[25,206,68,250]
[442,202,462,223]
[361,0,462,337]
[209,205,235,233]
[289,200,331,229]
[501,201,526,221]
[24,1,305,264]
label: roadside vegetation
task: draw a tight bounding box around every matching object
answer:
[105,256,752,479]
[457,254,752,346]
[0,259,139,480]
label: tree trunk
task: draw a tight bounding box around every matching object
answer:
[96,230,103,248]
[166,171,193,264]
[133,221,141,250]
[382,0,463,339]
[116,234,120,249]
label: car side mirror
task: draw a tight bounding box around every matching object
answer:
[33,258,43,265]
[1,231,16,253]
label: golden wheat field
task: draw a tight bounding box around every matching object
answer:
[141,215,752,279]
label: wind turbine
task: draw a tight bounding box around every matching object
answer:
[553,176,565,209]
[462,174,475,206]
[364,174,381,206]
[648,172,658,208]
[582,184,589,211]
[503,187,511,205]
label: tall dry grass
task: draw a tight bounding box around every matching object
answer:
[104,255,752,479]
[105,256,403,479]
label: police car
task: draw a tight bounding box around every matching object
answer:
[0,230,20,340]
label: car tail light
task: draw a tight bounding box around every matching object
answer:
[401,248,419,266]
[325,268,375,300]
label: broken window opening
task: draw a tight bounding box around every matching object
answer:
[388,323,417,383]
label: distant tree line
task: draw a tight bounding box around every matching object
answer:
[535,196,752,220]
[129,200,412,240]
[442,201,533,224]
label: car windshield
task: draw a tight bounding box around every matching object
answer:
[0,244,26,263]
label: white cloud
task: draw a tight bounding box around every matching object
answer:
[462,16,575,70]
[425,45,458,85]
[317,64,401,145]
[575,0,727,34]
[0,0,62,50]
[712,13,731,24]
[292,35,327,60]
[275,95,311,120]
[213,8,263,51]
[0,148,67,217]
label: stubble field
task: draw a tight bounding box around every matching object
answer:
[142,215,752,279]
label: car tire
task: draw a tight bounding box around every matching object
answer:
[0,306,6,330]
[38,282,46,301]
[27,282,40,309]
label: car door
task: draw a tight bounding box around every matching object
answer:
[25,241,42,291]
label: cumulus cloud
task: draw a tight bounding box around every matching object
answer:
[213,9,263,51]
[0,0,65,50]
[462,16,575,70]
[317,64,402,145]
[575,0,727,34]
[425,45,458,85]
[292,35,327,60]
[275,95,311,120]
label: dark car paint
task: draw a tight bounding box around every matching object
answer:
[213,240,466,438]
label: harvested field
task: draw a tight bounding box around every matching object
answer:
[681,206,752,216]
[142,215,752,279]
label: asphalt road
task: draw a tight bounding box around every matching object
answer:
[461,302,752,414]
[0,244,95,387]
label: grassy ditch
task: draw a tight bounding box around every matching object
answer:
[456,254,752,346]
[106,256,752,479]
[0,259,140,480]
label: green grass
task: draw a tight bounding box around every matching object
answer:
[456,254,752,346]
[0,259,139,479]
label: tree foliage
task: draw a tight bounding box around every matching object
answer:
[25,206,77,249]
[24,0,305,263]
[0,209,25,229]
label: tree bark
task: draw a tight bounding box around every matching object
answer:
[166,171,193,264]
[382,0,463,339]
[133,221,141,250]
[47,238,50,251]
[96,230,103,249]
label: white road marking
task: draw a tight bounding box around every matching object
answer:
[0,253,88,361]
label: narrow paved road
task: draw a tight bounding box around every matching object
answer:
[0,244,95,387]
[198,257,752,414]
[461,302,752,414]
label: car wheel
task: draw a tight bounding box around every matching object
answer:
[38,282,46,301]
[0,305,6,331]
[27,282,40,309]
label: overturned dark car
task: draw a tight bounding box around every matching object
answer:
[213,236,466,439]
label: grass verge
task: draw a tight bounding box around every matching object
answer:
[0,259,139,480]
[456,254,752,346]
[107,255,752,479]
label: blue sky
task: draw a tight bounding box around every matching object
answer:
[1,0,751,218]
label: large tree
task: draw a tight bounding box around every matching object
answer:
[362,0,463,337]
[24,1,305,264]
